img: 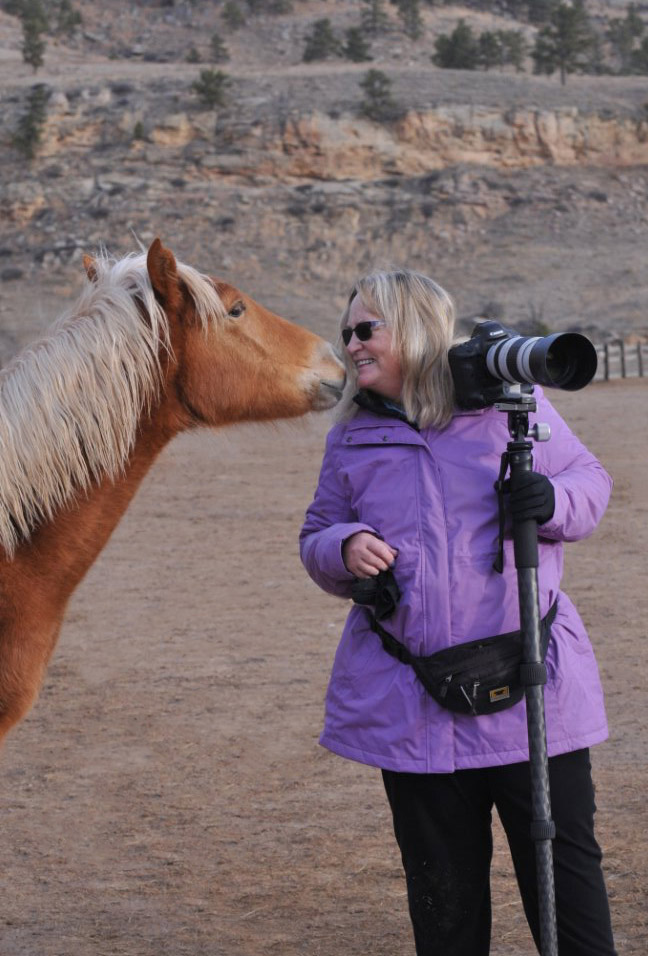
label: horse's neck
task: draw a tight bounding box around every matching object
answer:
[14,409,179,609]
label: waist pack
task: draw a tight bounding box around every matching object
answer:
[368,601,557,716]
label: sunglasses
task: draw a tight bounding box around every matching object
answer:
[341,320,386,347]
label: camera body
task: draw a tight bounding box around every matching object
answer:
[448,321,597,411]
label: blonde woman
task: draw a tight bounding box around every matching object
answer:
[300,269,616,956]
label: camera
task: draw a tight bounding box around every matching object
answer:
[448,320,598,410]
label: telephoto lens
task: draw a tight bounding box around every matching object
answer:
[483,325,597,391]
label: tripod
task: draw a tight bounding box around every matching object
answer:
[495,393,559,956]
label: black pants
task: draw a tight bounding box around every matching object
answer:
[382,749,616,956]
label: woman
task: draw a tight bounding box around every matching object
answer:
[299,269,616,955]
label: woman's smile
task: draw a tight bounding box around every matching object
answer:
[345,298,403,400]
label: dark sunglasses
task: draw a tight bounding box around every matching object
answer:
[341,320,385,346]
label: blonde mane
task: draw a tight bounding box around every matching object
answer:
[0,251,225,557]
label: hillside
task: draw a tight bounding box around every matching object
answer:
[1,0,648,356]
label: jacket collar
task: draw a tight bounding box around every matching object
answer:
[352,390,487,428]
[352,390,419,430]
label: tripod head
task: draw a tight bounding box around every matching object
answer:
[494,389,550,445]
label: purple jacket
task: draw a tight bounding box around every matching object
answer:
[300,389,612,773]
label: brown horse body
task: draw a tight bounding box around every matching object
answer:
[0,239,344,741]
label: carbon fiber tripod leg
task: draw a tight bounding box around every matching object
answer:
[509,437,559,956]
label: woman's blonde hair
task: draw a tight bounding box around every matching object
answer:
[335,268,456,429]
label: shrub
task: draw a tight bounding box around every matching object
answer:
[191,69,231,108]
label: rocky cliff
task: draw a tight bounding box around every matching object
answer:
[1,3,648,346]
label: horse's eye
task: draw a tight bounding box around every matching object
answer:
[228,301,245,319]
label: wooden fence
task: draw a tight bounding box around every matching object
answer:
[594,341,648,381]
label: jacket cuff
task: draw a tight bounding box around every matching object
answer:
[314,523,381,583]
[536,482,567,539]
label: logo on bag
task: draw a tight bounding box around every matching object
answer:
[489,685,511,703]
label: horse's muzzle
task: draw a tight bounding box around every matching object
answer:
[314,377,345,410]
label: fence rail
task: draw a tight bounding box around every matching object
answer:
[594,341,648,381]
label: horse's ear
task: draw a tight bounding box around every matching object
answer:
[83,254,98,283]
[147,238,180,306]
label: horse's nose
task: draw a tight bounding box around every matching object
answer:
[315,378,345,409]
[313,341,345,409]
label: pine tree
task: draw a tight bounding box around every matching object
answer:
[54,0,82,36]
[21,11,47,72]
[361,0,389,37]
[19,0,49,33]
[478,30,502,70]
[432,20,480,70]
[359,69,401,121]
[532,1,593,85]
[343,27,373,62]
[632,34,648,73]
[210,32,230,63]
[12,83,51,158]
[222,1,246,30]
[395,0,423,40]
[498,29,528,71]
[303,19,340,63]
[528,0,558,25]
[607,3,645,74]
[191,69,231,108]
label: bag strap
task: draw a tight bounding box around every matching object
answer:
[368,601,558,669]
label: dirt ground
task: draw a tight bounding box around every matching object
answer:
[0,378,645,956]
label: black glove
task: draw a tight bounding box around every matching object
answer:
[508,471,555,525]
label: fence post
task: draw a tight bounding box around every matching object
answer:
[638,343,644,379]
[620,340,626,379]
[604,343,610,381]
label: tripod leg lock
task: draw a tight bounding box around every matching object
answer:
[530,819,556,842]
[520,660,547,686]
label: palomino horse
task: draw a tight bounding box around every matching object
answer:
[0,238,345,742]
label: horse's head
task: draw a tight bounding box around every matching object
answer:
[144,239,345,427]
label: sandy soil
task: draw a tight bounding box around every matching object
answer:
[0,379,646,956]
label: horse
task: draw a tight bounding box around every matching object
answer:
[0,238,345,743]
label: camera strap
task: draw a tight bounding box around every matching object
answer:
[493,449,512,574]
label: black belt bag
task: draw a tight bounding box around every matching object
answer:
[368,602,557,716]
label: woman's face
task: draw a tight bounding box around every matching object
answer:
[344,296,404,401]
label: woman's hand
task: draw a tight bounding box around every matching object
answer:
[342,532,398,578]
[508,471,555,524]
